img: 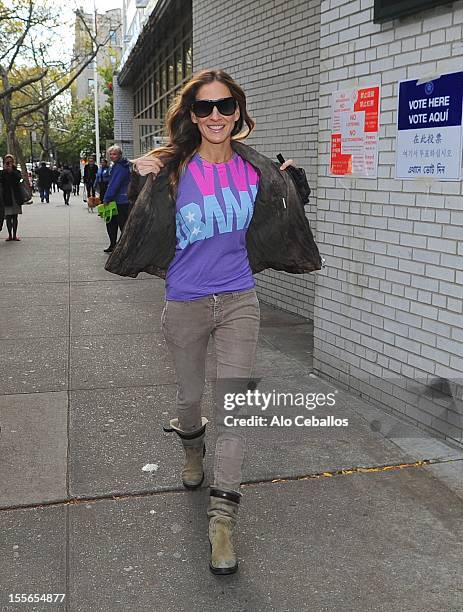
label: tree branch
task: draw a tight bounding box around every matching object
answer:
[7,0,34,72]
[0,65,48,99]
[13,33,111,122]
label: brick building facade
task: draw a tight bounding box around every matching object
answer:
[193,0,321,320]
[314,0,463,444]
[115,0,463,444]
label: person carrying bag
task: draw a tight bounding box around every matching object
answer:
[1,154,24,241]
[58,165,74,205]
[100,145,130,253]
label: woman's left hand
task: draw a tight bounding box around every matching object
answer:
[279,159,295,171]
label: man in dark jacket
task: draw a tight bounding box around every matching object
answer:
[36,162,53,203]
[83,157,98,200]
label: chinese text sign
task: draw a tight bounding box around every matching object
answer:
[396,71,463,181]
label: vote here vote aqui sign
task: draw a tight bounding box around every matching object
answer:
[396,71,463,180]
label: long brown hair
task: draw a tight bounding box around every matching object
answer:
[149,69,255,196]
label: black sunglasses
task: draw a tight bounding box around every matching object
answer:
[191,97,237,118]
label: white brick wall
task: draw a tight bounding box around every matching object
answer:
[193,0,321,319]
[314,0,463,444]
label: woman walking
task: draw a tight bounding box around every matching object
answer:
[1,154,23,241]
[72,165,82,196]
[58,165,74,205]
[101,146,130,253]
[106,69,321,574]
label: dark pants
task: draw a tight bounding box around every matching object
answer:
[63,190,71,205]
[98,182,108,200]
[73,183,80,195]
[85,183,96,198]
[39,187,50,202]
[6,215,19,238]
[106,203,129,247]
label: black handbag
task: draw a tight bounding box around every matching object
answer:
[18,179,32,204]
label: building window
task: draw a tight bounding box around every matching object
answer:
[132,10,192,154]
[88,78,94,92]
[374,0,455,22]
[109,30,118,45]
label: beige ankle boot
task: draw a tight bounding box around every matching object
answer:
[163,417,208,489]
[207,488,241,575]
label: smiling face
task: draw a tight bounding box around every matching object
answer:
[190,81,240,147]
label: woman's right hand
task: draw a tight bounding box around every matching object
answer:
[133,155,164,177]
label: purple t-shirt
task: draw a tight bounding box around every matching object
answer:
[165,153,259,300]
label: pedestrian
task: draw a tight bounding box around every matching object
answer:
[83,156,98,200]
[1,154,23,241]
[58,164,74,205]
[72,164,82,196]
[105,69,322,574]
[101,145,130,253]
[94,158,111,200]
[51,166,60,193]
[36,161,53,203]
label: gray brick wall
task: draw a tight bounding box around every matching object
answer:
[113,74,134,159]
[314,0,463,444]
[193,0,321,319]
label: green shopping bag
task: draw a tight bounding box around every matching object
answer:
[97,201,118,223]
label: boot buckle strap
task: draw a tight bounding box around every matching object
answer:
[163,416,209,440]
[210,487,241,504]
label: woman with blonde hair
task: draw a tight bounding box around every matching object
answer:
[106,69,321,574]
[102,145,131,252]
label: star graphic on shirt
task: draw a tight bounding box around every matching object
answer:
[191,226,201,236]
[185,211,196,222]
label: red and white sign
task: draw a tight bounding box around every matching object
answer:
[330,86,380,177]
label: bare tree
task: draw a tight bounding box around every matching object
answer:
[0,0,119,181]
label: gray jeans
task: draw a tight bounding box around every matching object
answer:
[161,288,260,492]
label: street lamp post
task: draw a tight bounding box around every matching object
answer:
[29,131,33,164]
[93,1,101,164]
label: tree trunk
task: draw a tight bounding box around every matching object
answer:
[43,100,50,162]
[1,72,30,186]
[14,136,30,187]
[5,124,30,187]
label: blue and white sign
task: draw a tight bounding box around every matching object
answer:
[396,71,463,181]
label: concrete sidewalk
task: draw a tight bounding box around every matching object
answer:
[0,189,462,612]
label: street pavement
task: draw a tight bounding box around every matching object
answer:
[0,188,462,612]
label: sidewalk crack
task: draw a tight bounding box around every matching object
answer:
[0,458,446,513]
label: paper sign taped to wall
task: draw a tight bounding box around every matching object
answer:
[330,86,380,178]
